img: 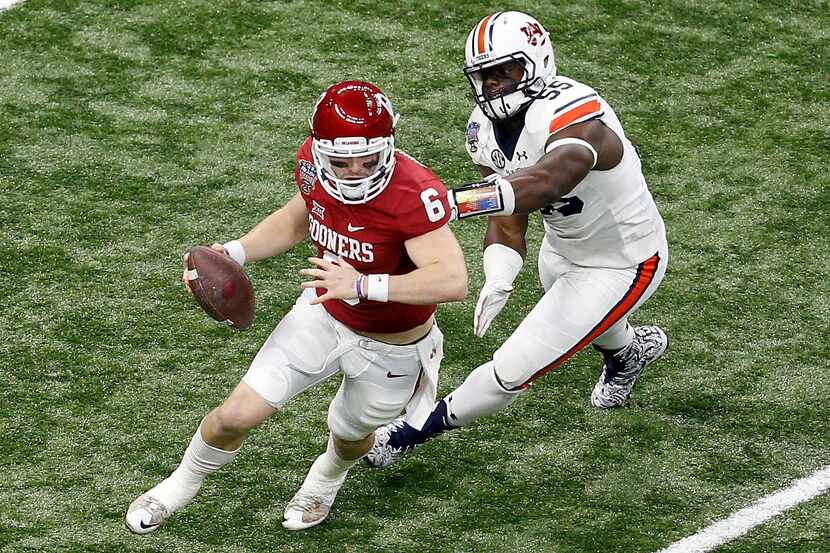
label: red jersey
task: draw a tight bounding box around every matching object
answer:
[294,138,452,333]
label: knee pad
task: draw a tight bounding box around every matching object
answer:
[492,357,533,391]
[242,359,294,408]
[327,393,373,443]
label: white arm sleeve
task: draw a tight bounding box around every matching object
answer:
[483,243,524,285]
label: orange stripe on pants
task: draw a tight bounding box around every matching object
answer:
[514,253,661,390]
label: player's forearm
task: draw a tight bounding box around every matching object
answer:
[240,210,308,263]
[387,261,468,305]
[507,146,593,213]
[484,216,528,257]
[505,171,565,214]
[454,149,589,219]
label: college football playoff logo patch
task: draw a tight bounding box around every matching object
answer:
[466,121,480,152]
[299,160,317,194]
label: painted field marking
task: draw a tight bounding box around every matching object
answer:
[658,465,830,553]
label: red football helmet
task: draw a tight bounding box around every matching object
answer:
[311,81,399,204]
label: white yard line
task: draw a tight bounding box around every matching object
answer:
[0,0,25,10]
[657,465,830,553]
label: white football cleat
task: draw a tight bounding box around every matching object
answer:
[591,325,669,409]
[125,494,170,535]
[125,474,201,535]
[282,475,345,531]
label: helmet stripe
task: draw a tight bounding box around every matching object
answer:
[487,12,503,51]
[469,18,484,57]
[476,14,494,55]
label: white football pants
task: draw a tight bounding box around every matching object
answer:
[242,289,444,441]
[493,238,668,390]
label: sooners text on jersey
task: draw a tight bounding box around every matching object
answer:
[295,137,452,333]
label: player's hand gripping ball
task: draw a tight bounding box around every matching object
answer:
[184,246,255,330]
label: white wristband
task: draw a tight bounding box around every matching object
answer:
[222,239,246,266]
[493,176,516,216]
[366,273,390,302]
[483,243,524,285]
[545,137,598,168]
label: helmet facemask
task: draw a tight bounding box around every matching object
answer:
[465,54,546,120]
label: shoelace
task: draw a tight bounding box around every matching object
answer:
[135,496,168,522]
[287,490,324,513]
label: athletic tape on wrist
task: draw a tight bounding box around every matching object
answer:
[222,239,246,266]
[366,273,390,302]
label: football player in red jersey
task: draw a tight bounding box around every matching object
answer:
[126,81,467,533]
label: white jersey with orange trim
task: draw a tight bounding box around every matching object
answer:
[465,75,665,268]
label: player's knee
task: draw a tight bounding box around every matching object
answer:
[211,402,263,436]
[326,408,367,443]
[331,433,373,460]
[492,357,530,391]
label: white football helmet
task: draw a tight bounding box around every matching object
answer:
[464,11,556,120]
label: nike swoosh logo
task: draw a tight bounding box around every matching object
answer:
[139,520,160,530]
[347,224,365,231]
[386,371,406,379]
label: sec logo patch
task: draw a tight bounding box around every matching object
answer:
[491,149,506,169]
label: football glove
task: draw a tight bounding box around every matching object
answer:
[473,279,514,337]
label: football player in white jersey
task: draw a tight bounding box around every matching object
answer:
[367,11,669,468]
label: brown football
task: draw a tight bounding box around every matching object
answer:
[185,246,255,330]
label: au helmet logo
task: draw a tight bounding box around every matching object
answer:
[491,149,506,169]
[520,22,545,46]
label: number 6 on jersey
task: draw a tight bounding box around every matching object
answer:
[420,188,446,222]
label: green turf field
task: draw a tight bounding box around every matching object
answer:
[1,1,828,551]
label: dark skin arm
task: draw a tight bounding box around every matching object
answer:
[479,118,624,258]
[507,118,623,214]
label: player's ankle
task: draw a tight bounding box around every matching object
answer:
[420,400,459,438]
[149,473,203,513]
